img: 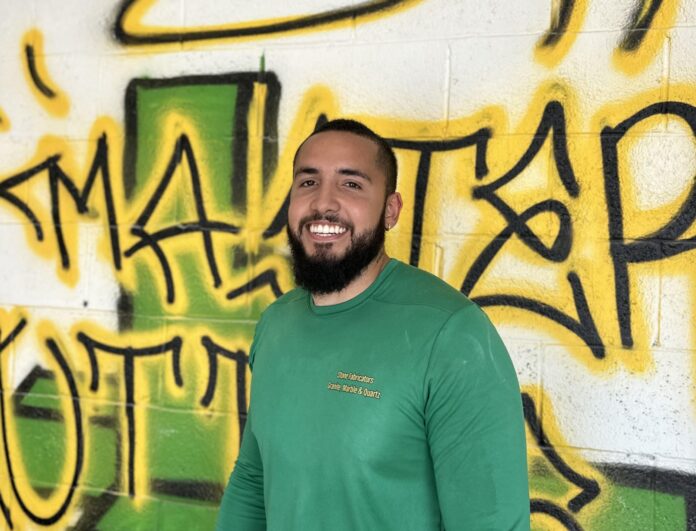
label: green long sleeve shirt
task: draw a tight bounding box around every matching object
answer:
[217,260,529,530]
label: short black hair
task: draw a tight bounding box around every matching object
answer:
[294,118,398,196]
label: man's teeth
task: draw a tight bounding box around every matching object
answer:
[309,224,347,235]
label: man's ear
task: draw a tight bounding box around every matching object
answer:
[384,192,403,230]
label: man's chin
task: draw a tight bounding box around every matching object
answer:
[287,220,385,295]
[302,242,346,261]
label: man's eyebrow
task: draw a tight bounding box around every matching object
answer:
[338,168,372,182]
[294,166,319,178]
[293,166,373,182]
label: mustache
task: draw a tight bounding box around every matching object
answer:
[297,213,354,231]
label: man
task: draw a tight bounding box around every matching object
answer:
[216,119,530,530]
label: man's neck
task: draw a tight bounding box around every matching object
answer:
[311,251,391,306]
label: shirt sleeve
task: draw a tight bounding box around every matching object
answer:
[216,411,266,531]
[424,304,530,531]
[216,319,267,531]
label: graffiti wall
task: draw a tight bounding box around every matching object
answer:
[0,0,695,529]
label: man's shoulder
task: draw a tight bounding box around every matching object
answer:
[259,286,306,319]
[271,286,306,306]
[250,288,305,351]
[379,260,475,316]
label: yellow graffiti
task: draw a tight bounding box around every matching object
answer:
[612,0,679,76]
[591,83,696,373]
[535,0,588,68]
[0,107,9,132]
[524,385,605,528]
[0,311,88,529]
[246,81,272,256]
[0,304,254,527]
[118,0,423,48]
[1,58,695,530]
[6,118,125,288]
[21,30,70,118]
[3,78,694,366]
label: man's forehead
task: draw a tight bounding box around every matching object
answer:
[296,130,380,158]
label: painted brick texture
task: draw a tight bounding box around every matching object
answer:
[0,1,695,529]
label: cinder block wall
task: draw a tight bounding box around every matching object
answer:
[1,1,695,529]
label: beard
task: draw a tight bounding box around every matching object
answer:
[286,212,386,295]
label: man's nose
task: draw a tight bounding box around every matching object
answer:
[310,183,339,213]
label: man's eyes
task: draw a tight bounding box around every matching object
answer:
[296,179,362,190]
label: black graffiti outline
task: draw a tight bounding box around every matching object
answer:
[226,270,284,301]
[538,0,576,47]
[12,365,64,422]
[123,133,241,303]
[522,393,600,513]
[0,134,122,271]
[0,72,289,312]
[0,319,25,529]
[475,273,603,358]
[389,129,491,267]
[113,0,414,45]
[123,73,283,205]
[601,101,696,348]
[24,44,57,99]
[458,100,604,358]
[598,463,696,529]
[150,479,223,503]
[12,366,126,530]
[0,159,52,242]
[52,134,122,270]
[123,73,285,306]
[0,320,85,526]
[76,332,183,497]
[619,0,664,51]
[530,499,583,530]
[200,336,248,438]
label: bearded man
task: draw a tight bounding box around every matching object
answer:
[216,119,530,530]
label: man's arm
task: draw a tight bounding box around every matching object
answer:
[424,304,530,530]
[216,411,266,531]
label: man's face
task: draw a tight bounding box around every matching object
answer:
[289,130,388,258]
[287,130,391,293]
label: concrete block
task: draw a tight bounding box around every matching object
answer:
[675,0,696,26]
[503,338,542,396]
[12,51,102,141]
[33,0,117,55]
[2,393,76,484]
[541,345,696,463]
[449,34,547,133]
[354,0,549,42]
[581,0,659,32]
[264,40,449,128]
[77,490,160,529]
[71,223,119,313]
[146,405,230,488]
[0,222,91,310]
[612,130,696,230]
[609,258,661,350]
[450,29,667,134]
[156,319,254,414]
[659,270,694,351]
[181,0,353,49]
[157,498,220,530]
[1,2,35,48]
[668,26,696,88]
[552,31,666,131]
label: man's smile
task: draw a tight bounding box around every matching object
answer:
[303,221,351,241]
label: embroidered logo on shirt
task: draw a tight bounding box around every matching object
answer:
[327,371,381,399]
